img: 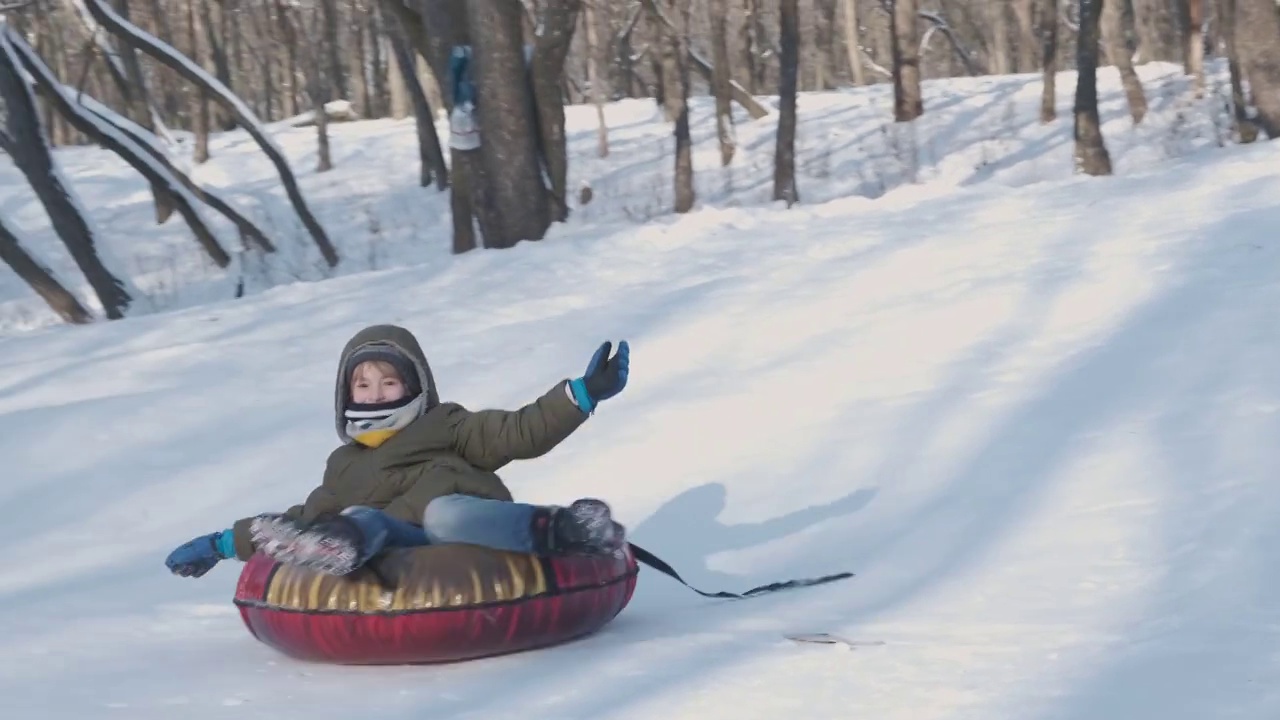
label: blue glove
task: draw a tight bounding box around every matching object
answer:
[569,340,629,413]
[165,530,234,578]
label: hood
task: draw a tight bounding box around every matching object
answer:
[333,324,439,443]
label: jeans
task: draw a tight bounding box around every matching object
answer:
[339,494,537,565]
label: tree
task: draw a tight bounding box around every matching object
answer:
[891,0,923,122]
[1074,0,1112,175]
[0,212,93,324]
[1040,0,1059,122]
[0,23,132,319]
[1178,0,1206,95]
[1215,0,1259,142]
[774,0,799,206]
[83,0,340,266]
[1234,0,1280,138]
[708,0,735,165]
[1102,0,1147,124]
[9,28,234,267]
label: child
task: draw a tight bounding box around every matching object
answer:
[165,323,629,578]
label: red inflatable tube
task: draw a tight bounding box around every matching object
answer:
[233,543,639,665]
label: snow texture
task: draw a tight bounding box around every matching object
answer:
[0,56,1279,719]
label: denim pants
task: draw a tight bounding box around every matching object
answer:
[339,494,537,566]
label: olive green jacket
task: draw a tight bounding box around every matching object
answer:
[230,324,586,560]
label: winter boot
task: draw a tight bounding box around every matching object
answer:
[532,498,626,556]
[249,513,371,575]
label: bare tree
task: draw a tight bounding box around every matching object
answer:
[708,0,735,165]
[467,0,553,244]
[988,0,1011,74]
[584,0,610,157]
[668,0,694,213]
[891,0,923,121]
[386,21,448,187]
[1102,0,1147,124]
[840,0,867,85]
[1040,0,1059,122]
[293,2,335,172]
[0,212,93,324]
[1014,0,1036,71]
[527,0,583,224]
[1215,0,1258,142]
[774,0,799,206]
[1074,0,1112,175]
[1178,0,1206,94]
[83,0,340,266]
[10,29,234,267]
[0,25,132,319]
[1234,0,1280,138]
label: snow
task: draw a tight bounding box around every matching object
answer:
[2,62,1280,719]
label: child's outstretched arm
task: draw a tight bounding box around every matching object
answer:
[450,340,629,472]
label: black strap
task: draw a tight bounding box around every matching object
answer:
[628,542,854,600]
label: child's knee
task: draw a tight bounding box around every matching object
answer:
[422,494,470,543]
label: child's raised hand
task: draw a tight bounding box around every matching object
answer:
[569,340,629,413]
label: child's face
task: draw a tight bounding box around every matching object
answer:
[351,361,407,404]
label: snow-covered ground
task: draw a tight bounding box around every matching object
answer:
[0,61,1242,333]
[3,61,1280,719]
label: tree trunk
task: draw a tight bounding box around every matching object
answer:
[467,0,552,246]
[740,0,757,92]
[1015,0,1036,72]
[187,0,210,163]
[1102,0,1148,123]
[1215,0,1259,142]
[1179,0,1206,94]
[774,0,799,206]
[320,0,347,100]
[1234,0,1280,137]
[891,0,922,121]
[387,27,410,119]
[0,28,131,319]
[1040,0,1059,122]
[664,0,694,213]
[0,212,93,324]
[299,7,334,173]
[814,0,837,88]
[85,0,340,267]
[388,26,448,188]
[584,0,609,157]
[840,0,866,85]
[109,0,177,225]
[199,0,235,131]
[1074,0,1113,175]
[709,0,734,165]
[989,0,1011,75]
[528,0,581,224]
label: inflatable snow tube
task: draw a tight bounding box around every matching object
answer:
[233,543,638,665]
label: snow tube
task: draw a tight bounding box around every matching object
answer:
[232,543,638,665]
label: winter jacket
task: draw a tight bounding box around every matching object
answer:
[229,324,587,560]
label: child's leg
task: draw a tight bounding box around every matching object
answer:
[423,494,626,555]
[341,506,429,549]
[251,506,427,575]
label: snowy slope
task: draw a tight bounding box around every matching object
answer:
[0,61,1241,333]
[2,115,1279,719]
